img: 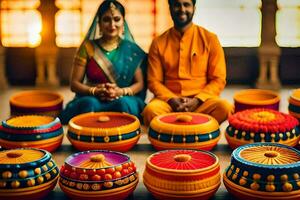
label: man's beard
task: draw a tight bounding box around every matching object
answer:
[171,11,194,28]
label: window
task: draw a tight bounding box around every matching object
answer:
[55,0,155,50]
[125,0,155,51]
[276,0,300,47]
[1,0,42,47]
[193,0,262,47]
[55,0,100,47]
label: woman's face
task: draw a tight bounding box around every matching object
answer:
[99,9,124,39]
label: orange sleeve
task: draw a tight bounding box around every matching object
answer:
[147,39,178,102]
[195,34,226,102]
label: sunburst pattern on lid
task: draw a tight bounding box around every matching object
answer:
[240,146,300,165]
[79,154,112,168]
[149,149,217,171]
[0,149,44,164]
[6,115,54,128]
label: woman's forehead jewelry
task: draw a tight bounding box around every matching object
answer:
[110,2,117,15]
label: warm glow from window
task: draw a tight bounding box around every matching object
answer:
[55,0,101,47]
[1,0,41,47]
[276,0,300,47]
[55,10,81,47]
[194,0,262,47]
[1,0,40,9]
[125,0,154,51]
[55,0,81,9]
[54,0,154,50]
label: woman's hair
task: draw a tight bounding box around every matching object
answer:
[168,0,196,6]
[97,0,125,18]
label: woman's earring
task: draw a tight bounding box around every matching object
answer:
[119,25,125,38]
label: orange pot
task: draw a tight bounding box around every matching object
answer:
[148,112,220,150]
[9,90,63,117]
[144,149,220,200]
[67,112,141,152]
[234,89,280,112]
[224,143,300,200]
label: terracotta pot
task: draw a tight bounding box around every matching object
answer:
[59,150,138,200]
[0,115,63,152]
[225,108,300,149]
[143,149,220,200]
[234,89,280,113]
[288,88,300,121]
[224,143,300,200]
[149,112,220,150]
[67,112,141,152]
[0,148,59,200]
[10,90,63,117]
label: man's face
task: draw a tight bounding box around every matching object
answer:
[170,0,195,28]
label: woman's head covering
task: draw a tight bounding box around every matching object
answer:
[84,0,134,42]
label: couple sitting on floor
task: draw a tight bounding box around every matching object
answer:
[59,0,233,126]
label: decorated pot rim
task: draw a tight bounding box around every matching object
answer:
[2,115,61,131]
[0,176,58,192]
[59,170,137,183]
[234,89,280,105]
[147,149,219,174]
[9,90,63,108]
[0,128,63,141]
[223,173,300,197]
[0,148,52,170]
[232,143,300,169]
[59,177,138,194]
[290,89,300,102]
[64,150,131,170]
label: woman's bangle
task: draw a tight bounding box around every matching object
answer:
[127,87,133,96]
[122,87,133,96]
[89,87,96,96]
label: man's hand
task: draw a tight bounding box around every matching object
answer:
[180,97,202,112]
[169,97,202,112]
[168,98,184,112]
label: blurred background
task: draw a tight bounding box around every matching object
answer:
[0,0,299,89]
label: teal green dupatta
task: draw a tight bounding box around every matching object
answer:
[90,39,147,100]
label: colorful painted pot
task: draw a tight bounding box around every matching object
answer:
[288,89,300,121]
[143,149,220,200]
[224,143,300,200]
[0,115,64,152]
[0,148,59,200]
[10,90,63,117]
[59,150,138,200]
[67,112,141,152]
[234,89,280,112]
[225,108,300,149]
[148,112,220,150]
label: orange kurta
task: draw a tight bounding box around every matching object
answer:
[147,24,226,102]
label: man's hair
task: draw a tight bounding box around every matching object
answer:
[168,0,196,6]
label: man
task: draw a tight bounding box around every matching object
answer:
[143,0,233,125]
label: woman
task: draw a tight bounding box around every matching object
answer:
[59,0,147,124]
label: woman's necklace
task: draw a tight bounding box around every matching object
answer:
[99,37,120,52]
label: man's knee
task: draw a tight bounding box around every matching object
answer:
[143,102,157,115]
[217,99,233,113]
[213,99,234,123]
[143,99,170,126]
